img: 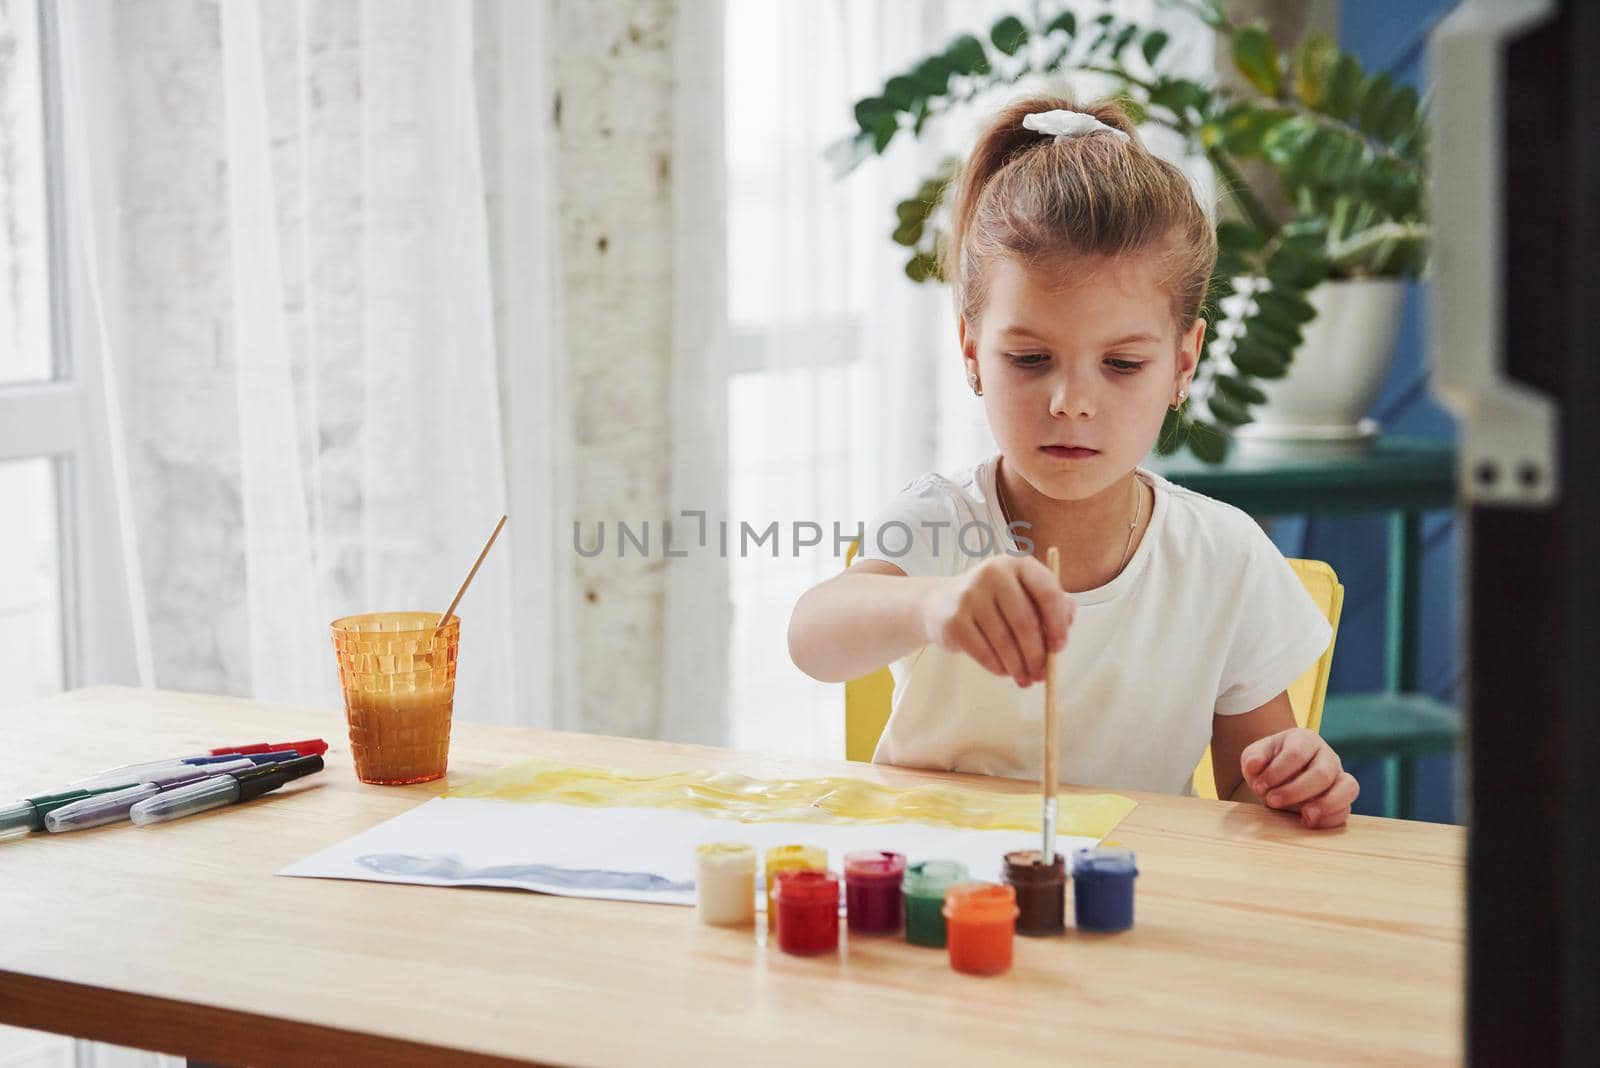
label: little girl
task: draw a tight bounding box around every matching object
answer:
[788,96,1358,829]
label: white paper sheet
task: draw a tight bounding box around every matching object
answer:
[279,797,1103,906]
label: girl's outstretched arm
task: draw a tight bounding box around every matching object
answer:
[789,554,1073,686]
[787,559,942,683]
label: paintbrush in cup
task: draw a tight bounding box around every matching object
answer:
[436,515,508,630]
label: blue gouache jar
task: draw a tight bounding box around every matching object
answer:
[1070,846,1138,932]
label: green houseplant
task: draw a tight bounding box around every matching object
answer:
[828,1,1428,462]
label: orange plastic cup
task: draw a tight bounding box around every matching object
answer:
[330,612,460,785]
[943,882,1019,976]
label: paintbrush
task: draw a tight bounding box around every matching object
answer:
[1042,545,1061,864]
[436,515,508,630]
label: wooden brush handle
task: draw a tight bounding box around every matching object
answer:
[1044,546,1061,801]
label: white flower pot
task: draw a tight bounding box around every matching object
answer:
[1232,277,1406,457]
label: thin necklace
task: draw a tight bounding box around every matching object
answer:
[996,465,1142,576]
[1116,475,1141,574]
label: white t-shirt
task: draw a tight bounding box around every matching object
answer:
[853,455,1332,796]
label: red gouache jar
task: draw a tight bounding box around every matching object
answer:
[773,869,840,956]
[843,850,906,934]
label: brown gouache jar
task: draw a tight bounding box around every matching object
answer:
[1003,849,1066,936]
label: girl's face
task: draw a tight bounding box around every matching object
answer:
[959,253,1203,504]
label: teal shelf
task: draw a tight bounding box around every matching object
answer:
[1150,437,1457,515]
[1321,694,1460,821]
[1321,693,1460,758]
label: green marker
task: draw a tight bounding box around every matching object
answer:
[0,786,131,841]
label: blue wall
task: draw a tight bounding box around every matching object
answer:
[1270,0,1463,823]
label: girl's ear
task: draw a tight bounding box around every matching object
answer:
[958,315,979,370]
[1177,317,1205,388]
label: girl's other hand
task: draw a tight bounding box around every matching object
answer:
[919,555,1075,687]
[1240,727,1360,829]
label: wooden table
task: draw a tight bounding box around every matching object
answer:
[0,688,1464,1066]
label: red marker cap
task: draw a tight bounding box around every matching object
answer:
[207,738,329,757]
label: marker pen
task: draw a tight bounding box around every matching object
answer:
[207,739,327,757]
[0,784,143,842]
[43,759,257,833]
[83,738,328,777]
[71,749,306,790]
[129,755,325,826]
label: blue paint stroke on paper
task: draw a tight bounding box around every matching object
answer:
[357,852,694,893]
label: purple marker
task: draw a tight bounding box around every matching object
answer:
[71,750,303,790]
[43,759,257,833]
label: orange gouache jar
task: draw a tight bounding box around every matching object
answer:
[942,882,1019,976]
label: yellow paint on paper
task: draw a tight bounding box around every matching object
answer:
[448,760,1135,839]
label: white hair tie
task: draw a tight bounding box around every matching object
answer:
[1022,109,1130,143]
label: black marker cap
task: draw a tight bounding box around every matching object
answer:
[233,754,325,802]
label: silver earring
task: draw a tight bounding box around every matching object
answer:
[969,372,982,397]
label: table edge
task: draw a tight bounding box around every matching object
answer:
[0,970,542,1068]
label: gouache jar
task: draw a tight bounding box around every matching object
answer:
[1003,849,1067,936]
[843,850,907,934]
[764,844,827,933]
[1071,846,1138,932]
[695,842,756,927]
[902,860,968,948]
[772,869,841,956]
[942,882,1019,976]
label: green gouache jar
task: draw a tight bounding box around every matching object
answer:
[902,860,970,947]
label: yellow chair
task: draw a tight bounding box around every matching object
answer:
[841,545,1344,798]
[1191,558,1344,797]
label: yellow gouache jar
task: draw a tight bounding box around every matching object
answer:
[763,844,827,932]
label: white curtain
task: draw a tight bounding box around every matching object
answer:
[53,0,570,728]
[484,0,578,735]
[663,0,732,745]
[724,0,989,759]
[724,0,1214,758]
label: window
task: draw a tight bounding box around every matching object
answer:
[0,0,146,709]
[0,458,64,703]
[0,0,66,707]
[0,0,53,385]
